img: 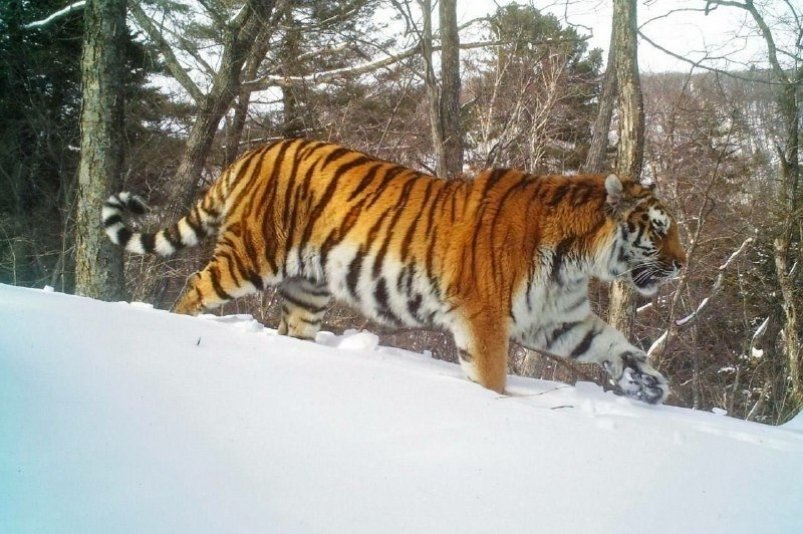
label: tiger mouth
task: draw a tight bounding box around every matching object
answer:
[630,265,674,294]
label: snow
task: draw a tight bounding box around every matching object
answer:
[22,1,86,30]
[1,284,802,533]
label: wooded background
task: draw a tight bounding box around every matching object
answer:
[2,0,801,424]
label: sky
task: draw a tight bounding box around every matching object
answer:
[456,0,794,72]
[2,283,803,532]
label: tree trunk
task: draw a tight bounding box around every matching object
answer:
[73,0,127,300]
[612,0,645,181]
[584,43,617,173]
[420,0,462,178]
[438,0,462,177]
[773,72,802,411]
[280,19,304,138]
[420,0,445,176]
[225,27,273,167]
[163,2,276,216]
[607,0,645,337]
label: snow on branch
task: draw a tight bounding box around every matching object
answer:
[648,237,753,356]
[674,237,753,327]
[718,237,753,270]
[647,331,668,357]
[23,1,85,30]
[751,316,769,343]
[675,298,710,327]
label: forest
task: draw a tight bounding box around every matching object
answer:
[1,0,801,424]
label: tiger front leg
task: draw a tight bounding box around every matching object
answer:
[451,314,509,394]
[516,314,669,404]
[602,350,669,404]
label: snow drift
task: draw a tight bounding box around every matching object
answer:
[1,284,802,533]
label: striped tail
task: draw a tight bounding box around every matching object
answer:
[102,191,220,256]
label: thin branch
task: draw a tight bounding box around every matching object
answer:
[245,37,587,90]
[130,4,205,104]
[649,238,753,355]
[674,237,754,327]
[706,0,793,83]
[23,0,85,30]
[637,30,787,85]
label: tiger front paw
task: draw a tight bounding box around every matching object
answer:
[605,353,669,404]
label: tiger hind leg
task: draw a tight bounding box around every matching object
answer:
[276,277,331,341]
[171,256,263,315]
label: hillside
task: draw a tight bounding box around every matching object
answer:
[1,284,802,533]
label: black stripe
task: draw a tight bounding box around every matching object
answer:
[332,155,372,182]
[346,249,365,299]
[117,227,132,247]
[302,286,330,298]
[224,251,250,288]
[570,328,597,359]
[374,277,400,325]
[247,270,264,291]
[182,215,206,242]
[563,294,588,313]
[551,237,575,282]
[424,182,447,238]
[469,171,508,275]
[571,183,595,207]
[126,195,147,214]
[254,141,293,269]
[319,197,369,266]
[242,231,260,273]
[322,147,352,168]
[483,168,508,196]
[282,140,316,230]
[140,233,156,253]
[488,178,529,236]
[365,166,406,210]
[298,148,324,201]
[164,226,183,250]
[209,265,233,301]
[299,157,364,248]
[549,183,571,206]
[280,290,328,314]
[372,175,418,279]
[347,163,383,201]
[103,214,123,228]
[547,321,581,349]
[407,293,423,323]
[396,265,413,294]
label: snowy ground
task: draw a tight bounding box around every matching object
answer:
[1,284,802,533]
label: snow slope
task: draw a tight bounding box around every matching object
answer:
[1,283,802,533]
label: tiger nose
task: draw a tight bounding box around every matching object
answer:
[672,259,683,270]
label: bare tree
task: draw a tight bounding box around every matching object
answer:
[73,0,127,300]
[607,0,645,337]
[438,0,463,176]
[584,44,616,173]
[704,0,802,415]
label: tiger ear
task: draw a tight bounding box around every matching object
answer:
[605,174,624,210]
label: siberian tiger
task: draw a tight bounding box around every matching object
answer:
[102,138,685,403]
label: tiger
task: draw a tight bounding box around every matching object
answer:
[102,138,686,403]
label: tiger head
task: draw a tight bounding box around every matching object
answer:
[604,174,686,296]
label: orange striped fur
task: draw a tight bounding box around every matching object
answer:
[103,138,686,402]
